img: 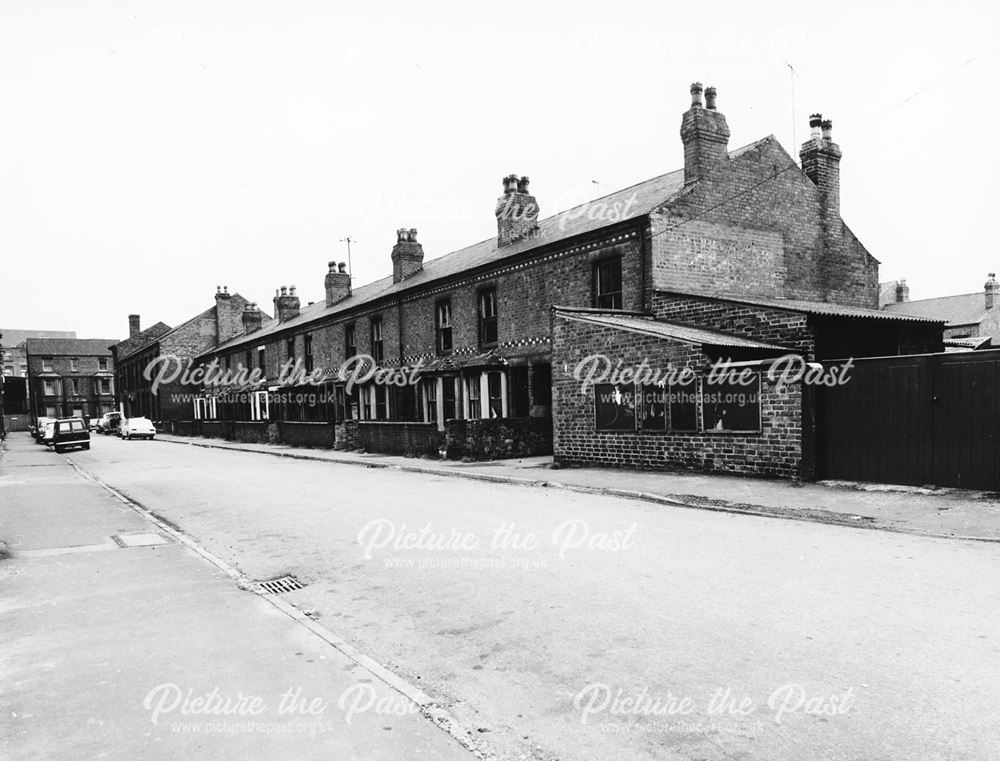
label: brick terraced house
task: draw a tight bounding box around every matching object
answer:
[25,337,119,422]
[175,84,942,478]
[111,289,263,421]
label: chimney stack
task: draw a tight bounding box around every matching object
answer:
[241,302,263,334]
[325,260,352,306]
[214,285,242,343]
[799,113,842,217]
[895,279,910,303]
[391,228,424,283]
[128,314,141,338]
[495,174,539,247]
[986,273,998,310]
[680,82,730,184]
[273,285,301,322]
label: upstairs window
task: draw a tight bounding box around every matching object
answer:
[244,350,252,372]
[304,334,314,373]
[257,346,266,372]
[98,357,108,371]
[370,317,384,362]
[436,299,452,355]
[70,357,79,372]
[593,257,623,310]
[42,357,53,372]
[478,287,498,347]
[286,336,295,362]
[345,323,356,359]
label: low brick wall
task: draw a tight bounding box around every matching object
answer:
[278,421,335,449]
[356,421,443,457]
[334,420,358,450]
[229,421,270,444]
[446,417,553,460]
[201,421,226,439]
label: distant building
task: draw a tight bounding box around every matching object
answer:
[1,329,77,378]
[1,330,78,431]
[25,337,119,421]
[883,273,998,348]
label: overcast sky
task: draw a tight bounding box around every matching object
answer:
[1,0,995,340]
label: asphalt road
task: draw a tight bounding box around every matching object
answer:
[23,434,1000,760]
[0,436,476,761]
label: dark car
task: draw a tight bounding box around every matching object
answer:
[51,418,90,453]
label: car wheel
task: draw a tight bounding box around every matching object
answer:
[54,446,63,454]
[82,443,90,450]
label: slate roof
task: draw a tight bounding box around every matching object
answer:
[112,321,173,361]
[660,290,944,323]
[0,329,76,348]
[883,292,988,327]
[25,338,120,356]
[202,149,723,357]
[554,308,789,350]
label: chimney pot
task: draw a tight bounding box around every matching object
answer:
[895,279,910,303]
[704,86,717,110]
[338,262,347,273]
[689,82,704,108]
[809,113,823,139]
[289,285,297,296]
[821,119,833,141]
[328,260,337,271]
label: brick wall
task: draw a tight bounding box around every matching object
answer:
[649,292,815,357]
[278,421,334,449]
[652,136,879,308]
[356,421,443,456]
[445,417,553,460]
[551,312,804,478]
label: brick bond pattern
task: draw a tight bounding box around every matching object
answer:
[551,314,803,478]
[652,137,878,309]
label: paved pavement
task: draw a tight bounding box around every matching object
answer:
[0,435,478,761]
[156,433,1000,541]
[16,431,1000,761]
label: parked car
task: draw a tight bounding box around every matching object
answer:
[32,417,54,442]
[95,412,122,435]
[120,417,156,440]
[51,418,90,453]
[39,419,57,446]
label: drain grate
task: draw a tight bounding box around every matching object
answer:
[256,575,305,594]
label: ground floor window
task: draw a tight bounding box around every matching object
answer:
[592,375,761,433]
[594,384,636,431]
[250,390,269,421]
[701,376,761,432]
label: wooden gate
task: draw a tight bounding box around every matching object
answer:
[816,350,1000,490]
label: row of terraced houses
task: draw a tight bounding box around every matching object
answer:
[115,84,953,482]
